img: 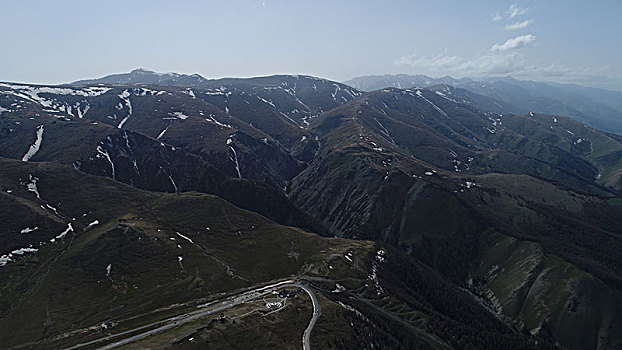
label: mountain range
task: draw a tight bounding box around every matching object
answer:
[345,74,622,136]
[1,69,621,350]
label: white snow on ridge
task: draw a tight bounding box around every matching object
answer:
[0,255,10,266]
[257,96,275,107]
[0,83,111,97]
[1,247,39,267]
[168,174,178,193]
[206,114,233,128]
[117,90,133,129]
[464,181,480,189]
[170,111,189,120]
[12,247,38,255]
[176,232,195,244]
[26,174,41,199]
[228,142,242,179]
[227,145,242,179]
[331,84,341,101]
[20,227,38,234]
[183,89,196,98]
[416,90,449,118]
[45,204,59,216]
[21,125,44,162]
[157,125,170,140]
[81,87,112,96]
[0,84,110,116]
[96,144,115,179]
[84,220,99,231]
[51,223,73,242]
[373,117,395,144]
[136,88,159,96]
[76,103,90,118]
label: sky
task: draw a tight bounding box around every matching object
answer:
[1,0,621,90]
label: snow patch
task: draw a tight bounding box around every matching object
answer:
[176,232,195,244]
[96,144,115,179]
[170,111,189,120]
[117,90,133,129]
[26,174,41,199]
[206,114,232,128]
[84,220,99,231]
[157,125,170,140]
[228,140,242,178]
[20,227,38,234]
[51,223,73,242]
[416,90,449,118]
[1,247,39,267]
[21,125,44,162]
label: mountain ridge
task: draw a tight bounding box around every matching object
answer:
[345,73,622,135]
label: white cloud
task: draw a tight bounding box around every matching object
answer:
[393,51,619,88]
[504,19,534,31]
[491,34,536,51]
[394,52,526,77]
[508,4,529,19]
[394,54,461,71]
[492,12,503,22]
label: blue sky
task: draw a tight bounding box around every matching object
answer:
[1,0,621,90]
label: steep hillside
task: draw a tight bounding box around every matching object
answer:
[1,75,361,186]
[288,87,622,350]
[0,88,322,233]
[0,159,551,349]
[0,158,340,348]
[0,81,304,187]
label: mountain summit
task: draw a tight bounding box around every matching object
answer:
[71,68,208,86]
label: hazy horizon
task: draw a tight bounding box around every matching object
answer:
[1,0,621,91]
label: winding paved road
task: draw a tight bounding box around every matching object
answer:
[63,279,321,350]
[300,284,320,350]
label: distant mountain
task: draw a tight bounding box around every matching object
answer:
[345,74,622,135]
[346,74,474,91]
[72,68,209,86]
